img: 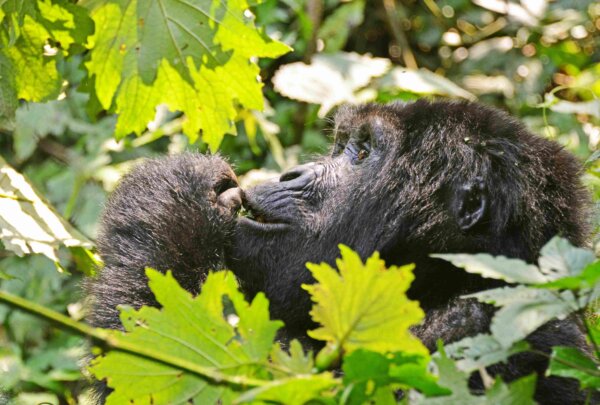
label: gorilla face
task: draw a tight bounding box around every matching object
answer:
[228,100,588,331]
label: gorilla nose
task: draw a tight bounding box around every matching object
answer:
[217,187,243,216]
[279,163,316,183]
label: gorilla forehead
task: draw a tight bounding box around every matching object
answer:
[333,100,522,146]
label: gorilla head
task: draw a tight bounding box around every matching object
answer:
[228,100,588,334]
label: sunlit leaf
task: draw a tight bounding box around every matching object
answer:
[0,156,92,263]
[376,68,476,100]
[273,52,391,117]
[303,245,427,358]
[84,0,290,150]
[0,0,91,106]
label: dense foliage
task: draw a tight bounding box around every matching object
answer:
[0,0,599,404]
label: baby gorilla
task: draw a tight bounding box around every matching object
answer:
[87,100,592,404]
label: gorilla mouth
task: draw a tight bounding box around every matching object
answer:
[238,200,289,230]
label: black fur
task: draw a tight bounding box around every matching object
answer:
[86,100,592,404]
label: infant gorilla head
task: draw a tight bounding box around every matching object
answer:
[88,100,590,404]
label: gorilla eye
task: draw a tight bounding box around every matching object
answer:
[357,149,369,161]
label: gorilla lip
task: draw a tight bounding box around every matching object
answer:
[238,201,289,230]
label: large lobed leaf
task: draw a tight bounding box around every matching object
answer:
[84,0,290,150]
[303,245,427,357]
[90,269,283,404]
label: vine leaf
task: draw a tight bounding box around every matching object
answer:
[303,245,427,360]
[89,269,283,405]
[84,0,290,150]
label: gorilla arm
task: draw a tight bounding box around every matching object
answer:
[86,153,242,330]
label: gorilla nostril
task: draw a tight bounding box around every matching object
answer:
[280,170,301,182]
[279,163,315,182]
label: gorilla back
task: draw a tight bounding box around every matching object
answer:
[87,100,592,404]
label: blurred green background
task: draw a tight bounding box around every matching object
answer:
[0,0,599,403]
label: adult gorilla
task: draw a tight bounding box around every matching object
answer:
[87,100,590,404]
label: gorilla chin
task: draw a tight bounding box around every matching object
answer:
[87,99,592,404]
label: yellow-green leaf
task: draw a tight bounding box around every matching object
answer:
[303,245,427,356]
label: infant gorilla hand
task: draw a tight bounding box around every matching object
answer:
[87,153,241,330]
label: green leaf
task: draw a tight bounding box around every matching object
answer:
[585,150,600,167]
[234,374,338,405]
[548,346,600,389]
[0,51,17,128]
[0,0,91,107]
[84,0,290,150]
[537,237,595,281]
[432,253,546,284]
[13,100,71,161]
[90,269,283,404]
[485,374,537,405]
[536,261,600,290]
[445,334,529,372]
[270,339,314,376]
[317,0,365,52]
[466,286,577,348]
[342,350,448,404]
[414,346,536,404]
[3,14,61,101]
[303,245,427,362]
[415,346,483,405]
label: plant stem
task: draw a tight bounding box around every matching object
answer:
[0,290,268,387]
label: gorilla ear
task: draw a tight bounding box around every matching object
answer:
[452,177,487,231]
